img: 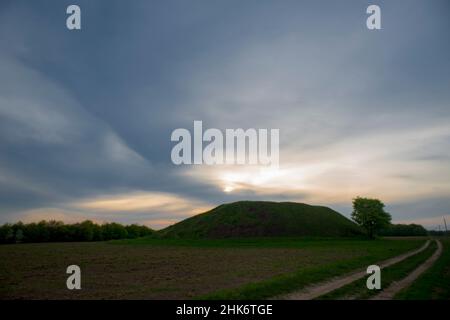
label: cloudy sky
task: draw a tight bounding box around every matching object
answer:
[0,0,449,230]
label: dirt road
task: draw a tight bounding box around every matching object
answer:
[278,240,431,300]
[371,240,442,300]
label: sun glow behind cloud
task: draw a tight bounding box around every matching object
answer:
[10,191,214,229]
[74,191,212,216]
[181,122,450,207]
[0,1,449,230]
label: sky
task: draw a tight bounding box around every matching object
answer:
[0,0,449,230]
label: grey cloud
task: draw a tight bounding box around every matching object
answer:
[0,0,449,226]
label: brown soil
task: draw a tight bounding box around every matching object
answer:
[0,241,359,299]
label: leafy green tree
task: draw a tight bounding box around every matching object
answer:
[101,223,128,240]
[47,220,65,241]
[92,223,104,241]
[351,197,391,239]
[36,221,51,242]
[77,220,95,241]
[125,224,152,238]
[15,228,24,243]
[23,222,40,242]
[0,224,14,244]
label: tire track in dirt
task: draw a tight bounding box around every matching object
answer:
[277,240,431,300]
[371,240,442,300]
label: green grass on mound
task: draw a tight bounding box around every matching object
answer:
[159,201,362,239]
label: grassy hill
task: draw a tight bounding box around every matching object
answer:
[160,201,362,238]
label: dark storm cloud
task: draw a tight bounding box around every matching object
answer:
[0,0,449,228]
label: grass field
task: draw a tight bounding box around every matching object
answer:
[0,237,426,300]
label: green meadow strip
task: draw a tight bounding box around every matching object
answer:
[110,237,374,248]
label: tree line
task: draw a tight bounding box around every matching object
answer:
[379,223,428,236]
[0,220,153,244]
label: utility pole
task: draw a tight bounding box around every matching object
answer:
[444,217,448,233]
